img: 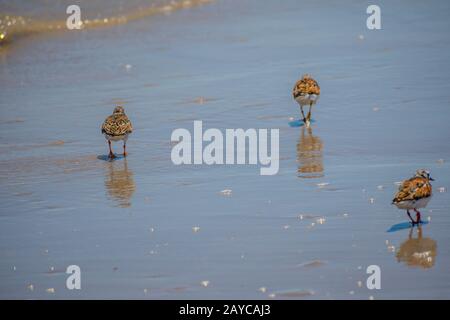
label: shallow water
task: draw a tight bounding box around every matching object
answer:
[1,0,450,299]
[0,0,211,46]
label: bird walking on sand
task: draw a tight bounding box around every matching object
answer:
[101,106,133,159]
[392,169,434,225]
[293,74,320,127]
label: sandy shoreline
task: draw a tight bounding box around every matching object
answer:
[1,0,450,299]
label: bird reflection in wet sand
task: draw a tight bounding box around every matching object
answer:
[104,159,135,208]
[296,126,324,178]
[396,227,437,269]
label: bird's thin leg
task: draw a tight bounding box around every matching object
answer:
[123,142,127,157]
[108,140,115,159]
[413,209,422,224]
[300,106,307,123]
[407,210,415,225]
[306,102,313,122]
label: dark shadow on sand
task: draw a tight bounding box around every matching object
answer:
[387,221,429,233]
[97,154,126,162]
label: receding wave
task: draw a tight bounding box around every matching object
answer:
[0,0,212,46]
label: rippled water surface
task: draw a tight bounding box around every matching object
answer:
[0,0,450,299]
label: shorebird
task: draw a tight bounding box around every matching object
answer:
[392,169,434,225]
[293,74,320,127]
[101,106,133,159]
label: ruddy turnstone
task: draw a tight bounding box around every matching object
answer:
[101,106,133,159]
[293,74,320,127]
[392,169,434,225]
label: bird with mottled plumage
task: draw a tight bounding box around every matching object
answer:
[101,106,133,159]
[293,74,320,127]
[392,169,434,225]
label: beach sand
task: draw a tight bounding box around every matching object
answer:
[1,0,450,299]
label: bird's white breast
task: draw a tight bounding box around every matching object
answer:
[104,133,129,142]
[394,196,432,210]
[295,94,320,106]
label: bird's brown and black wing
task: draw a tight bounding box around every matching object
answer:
[293,77,321,99]
[392,177,432,203]
[101,114,133,136]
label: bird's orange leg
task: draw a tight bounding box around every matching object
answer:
[413,209,422,224]
[123,142,127,157]
[108,141,116,159]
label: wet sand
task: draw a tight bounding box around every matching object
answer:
[1,0,450,299]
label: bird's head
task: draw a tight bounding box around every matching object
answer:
[113,106,125,114]
[415,169,434,181]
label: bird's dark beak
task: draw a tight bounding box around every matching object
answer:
[429,177,434,181]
